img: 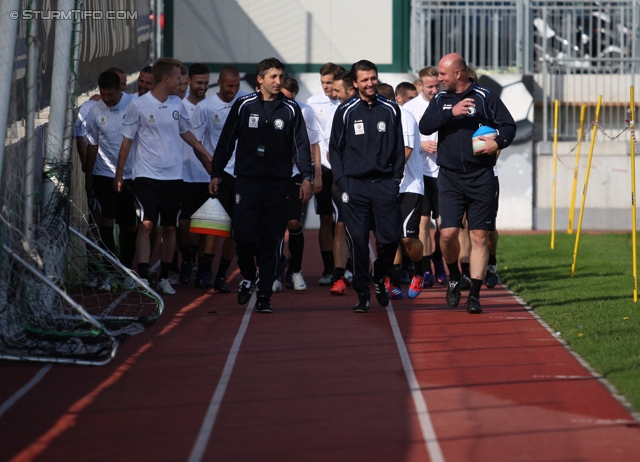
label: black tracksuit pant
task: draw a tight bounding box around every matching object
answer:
[233,177,289,299]
[340,177,402,297]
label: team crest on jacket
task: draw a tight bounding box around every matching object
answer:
[467,106,476,116]
[377,121,386,132]
[273,119,284,130]
[235,193,241,204]
[172,110,179,120]
[342,192,349,203]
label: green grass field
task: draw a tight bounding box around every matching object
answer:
[498,233,640,412]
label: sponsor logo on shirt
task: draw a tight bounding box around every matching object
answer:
[443,104,453,110]
[249,115,259,128]
[377,121,386,132]
[99,116,106,126]
[354,121,364,135]
[148,114,156,124]
[273,119,284,130]
[213,114,221,123]
[318,108,325,117]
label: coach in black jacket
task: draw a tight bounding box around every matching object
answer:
[420,52,516,314]
[330,60,405,313]
[210,57,313,313]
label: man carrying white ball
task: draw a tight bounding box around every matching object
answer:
[419,53,516,314]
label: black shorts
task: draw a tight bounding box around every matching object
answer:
[117,179,137,227]
[314,165,333,216]
[400,192,423,238]
[287,174,303,222]
[494,175,500,217]
[331,183,344,224]
[181,182,210,219]
[92,175,119,220]
[133,177,182,227]
[216,171,236,219]
[437,167,497,231]
[421,175,439,218]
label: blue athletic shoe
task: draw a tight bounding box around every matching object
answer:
[408,275,424,299]
[434,259,447,285]
[422,271,435,288]
[179,260,192,285]
[213,276,230,293]
[385,277,403,300]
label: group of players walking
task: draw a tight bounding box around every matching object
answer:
[78,52,516,315]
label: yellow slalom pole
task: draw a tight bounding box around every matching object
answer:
[551,100,559,249]
[572,95,602,277]
[630,87,637,302]
[568,104,587,234]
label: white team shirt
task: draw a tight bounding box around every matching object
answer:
[399,109,424,195]
[306,93,339,168]
[74,99,98,138]
[403,94,439,178]
[85,93,135,179]
[180,98,209,183]
[292,101,323,176]
[121,92,190,181]
[191,91,248,177]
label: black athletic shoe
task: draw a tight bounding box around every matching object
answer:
[371,271,390,307]
[465,295,482,314]
[485,265,499,289]
[256,296,273,314]
[237,279,254,305]
[353,293,370,313]
[458,274,472,291]
[446,280,461,308]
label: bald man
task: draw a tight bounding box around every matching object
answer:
[419,53,516,314]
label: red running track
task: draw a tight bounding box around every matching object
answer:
[1,230,640,461]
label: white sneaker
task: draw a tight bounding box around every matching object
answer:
[85,275,100,288]
[99,278,117,293]
[168,271,179,285]
[344,269,353,283]
[158,277,176,295]
[292,272,307,291]
[272,279,283,292]
[122,275,137,291]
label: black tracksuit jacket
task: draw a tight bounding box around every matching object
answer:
[329,94,405,186]
[211,91,312,180]
[419,83,517,173]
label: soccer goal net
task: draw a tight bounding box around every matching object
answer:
[0,1,162,366]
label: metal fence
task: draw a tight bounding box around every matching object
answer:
[411,0,640,140]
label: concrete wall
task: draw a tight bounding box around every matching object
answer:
[171,0,395,68]
[534,140,638,230]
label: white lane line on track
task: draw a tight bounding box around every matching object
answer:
[386,302,445,462]
[0,364,53,419]
[368,241,445,461]
[187,292,256,462]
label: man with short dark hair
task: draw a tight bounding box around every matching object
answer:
[330,60,405,313]
[277,76,323,292]
[419,53,516,314]
[326,71,355,297]
[395,81,418,106]
[210,57,313,314]
[307,62,346,286]
[136,65,154,97]
[84,70,137,291]
[191,66,247,294]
